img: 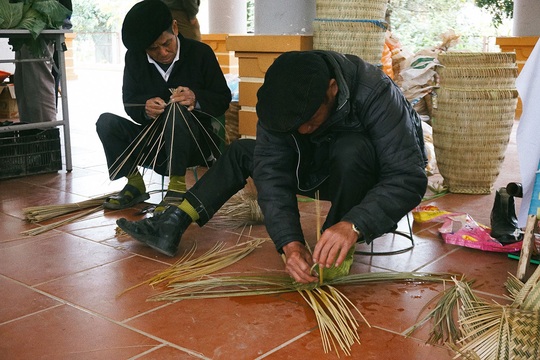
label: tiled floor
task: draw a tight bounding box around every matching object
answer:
[0,68,536,359]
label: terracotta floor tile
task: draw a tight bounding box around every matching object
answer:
[262,324,453,359]
[135,345,208,359]
[0,232,130,286]
[338,281,446,337]
[417,245,536,296]
[36,255,172,321]
[0,276,61,324]
[126,294,317,360]
[0,304,159,359]
[0,211,38,242]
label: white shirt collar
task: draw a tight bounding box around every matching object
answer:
[147,37,180,82]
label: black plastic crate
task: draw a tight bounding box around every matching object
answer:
[0,127,62,179]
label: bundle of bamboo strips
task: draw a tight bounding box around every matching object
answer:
[23,194,112,222]
[208,190,264,229]
[21,193,116,236]
[407,265,540,359]
[119,237,267,296]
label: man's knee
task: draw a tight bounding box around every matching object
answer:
[96,112,117,136]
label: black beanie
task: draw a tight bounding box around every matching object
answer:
[256,51,331,133]
[122,0,173,51]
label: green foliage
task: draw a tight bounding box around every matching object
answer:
[474,0,513,27]
[71,0,113,34]
[2,0,72,55]
[390,0,503,53]
[247,0,254,33]
[0,0,24,29]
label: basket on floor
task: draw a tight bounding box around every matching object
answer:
[313,19,387,64]
[432,52,518,194]
[432,88,518,194]
[316,0,388,20]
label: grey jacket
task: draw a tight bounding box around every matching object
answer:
[253,50,427,252]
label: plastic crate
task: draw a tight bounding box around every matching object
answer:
[0,127,62,179]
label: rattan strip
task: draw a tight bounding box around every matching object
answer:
[316,0,388,20]
[435,88,519,100]
[437,66,518,78]
[507,312,540,359]
[439,77,517,89]
[433,102,518,117]
[438,52,516,67]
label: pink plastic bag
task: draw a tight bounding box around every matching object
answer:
[413,205,523,253]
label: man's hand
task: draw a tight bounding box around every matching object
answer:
[171,86,197,111]
[282,241,318,284]
[312,221,358,269]
[145,97,167,119]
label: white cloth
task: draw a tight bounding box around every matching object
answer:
[516,39,540,227]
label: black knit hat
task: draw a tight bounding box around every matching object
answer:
[256,51,331,133]
[122,0,173,51]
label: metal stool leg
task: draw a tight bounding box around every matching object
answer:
[355,214,415,256]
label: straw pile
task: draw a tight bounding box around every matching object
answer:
[313,0,388,65]
[408,265,540,359]
[432,52,518,194]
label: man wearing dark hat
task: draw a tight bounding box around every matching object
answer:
[96,0,231,211]
[117,50,428,284]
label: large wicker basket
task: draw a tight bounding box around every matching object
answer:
[316,0,388,20]
[433,90,518,194]
[313,19,386,64]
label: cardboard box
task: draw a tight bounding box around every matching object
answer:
[0,84,18,119]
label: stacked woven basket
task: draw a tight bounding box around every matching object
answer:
[313,0,388,64]
[433,52,519,194]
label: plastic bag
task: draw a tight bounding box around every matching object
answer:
[413,205,523,253]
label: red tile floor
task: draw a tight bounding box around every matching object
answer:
[1,69,536,359]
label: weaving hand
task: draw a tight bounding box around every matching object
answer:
[145,97,167,119]
[282,241,318,284]
[171,86,196,111]
[313,221,358,269]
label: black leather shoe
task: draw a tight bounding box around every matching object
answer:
[117,206,192,256]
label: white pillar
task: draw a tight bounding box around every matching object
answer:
[207,0,248,34]
[513,0,540,36]
[254,0,315,35]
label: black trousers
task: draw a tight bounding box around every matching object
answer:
[96,106,218,180]
[186,131,379,230]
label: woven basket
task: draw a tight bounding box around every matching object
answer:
[438,52,516,67]
[316,0,388,20]
[313,19,386,64]
[437,66,518,89]
[432,88,518,194]
[225,101,239,144]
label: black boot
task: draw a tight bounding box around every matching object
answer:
[490,187,523,244]
[117,206,192,256]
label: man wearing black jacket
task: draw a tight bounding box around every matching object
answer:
[96,0,231,210]
[118,50,427,284]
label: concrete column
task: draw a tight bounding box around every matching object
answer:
[513,0,540,36]
[207,0,248,34]
[254,0,315,35]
